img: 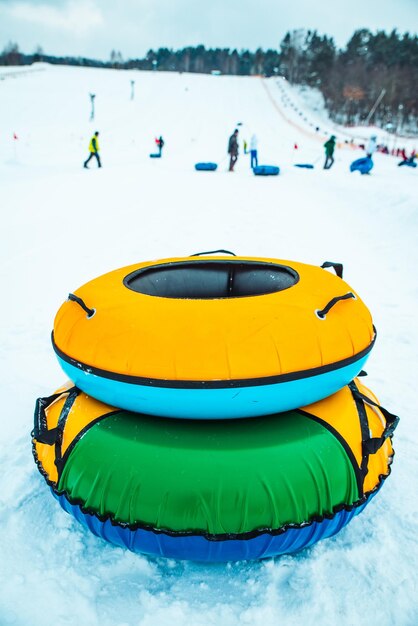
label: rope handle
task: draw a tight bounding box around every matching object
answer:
[190,249,236,257]
[315,292,355,319]
[68,293,96,318]
[351,387,400,454]
[321,261,343,279]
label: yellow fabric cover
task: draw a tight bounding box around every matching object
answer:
[305,379,393,494]
[34,382,113,484]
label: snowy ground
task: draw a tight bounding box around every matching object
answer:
[277,78,417,151]
[1,65,417,626]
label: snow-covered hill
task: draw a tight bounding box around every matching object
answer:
[0,65,417,626]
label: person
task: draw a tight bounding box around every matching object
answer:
[250,134,258,169]
[156,136,165,156]
[228,129,239,171]
[323,135,336,169]
[366,135,377,158]
[84,131,101,168]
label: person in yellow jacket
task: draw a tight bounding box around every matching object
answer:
[84,131,101,168]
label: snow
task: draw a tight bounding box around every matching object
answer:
[1,64,418,626]
[277,78,417,151]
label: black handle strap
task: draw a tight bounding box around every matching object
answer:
[33,392,63,444]
[321,261,343,279]
[68,293,95,318]
[54,388,80,473]
[316,292,355,319]
[190,249,236,257]
[33,387,80,447]
[352,387,400,454]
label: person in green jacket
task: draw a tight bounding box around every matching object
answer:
[84,131,101,168]
[324,135,336,169]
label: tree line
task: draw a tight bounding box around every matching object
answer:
[1,29,417,132]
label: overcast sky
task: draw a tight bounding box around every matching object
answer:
[0,0,416,60]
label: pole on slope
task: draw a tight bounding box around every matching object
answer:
[89,93,96,121]
[396,103,404,136]
[130,80,135,100]
[13,132,18,162]
[364,89,386,126]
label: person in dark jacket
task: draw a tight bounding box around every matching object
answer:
[323,135,336,169]
[84,131,101,168]
[228,129,239,171]
[156,136,165,156]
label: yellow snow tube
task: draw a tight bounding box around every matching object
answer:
[52,253,375,418]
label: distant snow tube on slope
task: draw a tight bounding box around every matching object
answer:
[149,153,161,158]
[350,157,373,175]
[52,254,376,418]
[32,379,398,561]
[253,165,280,176]
[294,163,314,169]
[195,162,218,171]
[398,160,417,168]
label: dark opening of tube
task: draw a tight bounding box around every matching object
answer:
[124,261,299,299]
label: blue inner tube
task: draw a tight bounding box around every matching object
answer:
[195,162,218,171]
[253,165,280,176]
[398,160,417,168]
[350,157,373,174]
[55,351,372,419]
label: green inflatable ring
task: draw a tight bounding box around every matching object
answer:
[59,410,358,534]
[33,381,396,560]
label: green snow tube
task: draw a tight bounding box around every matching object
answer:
[33,379,397,561]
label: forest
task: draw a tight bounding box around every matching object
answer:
[1,29,416,132]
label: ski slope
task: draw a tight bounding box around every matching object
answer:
[0,65,417,626]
